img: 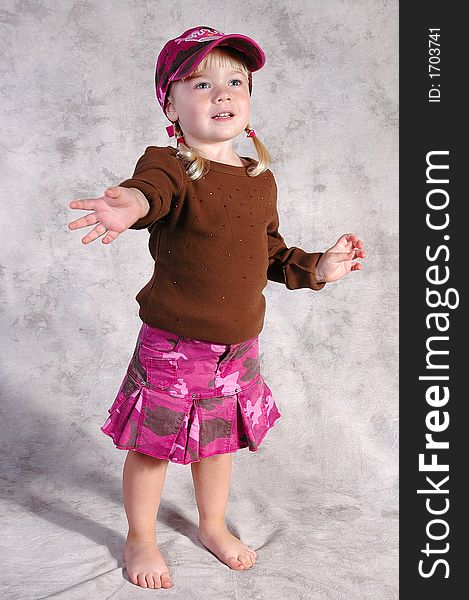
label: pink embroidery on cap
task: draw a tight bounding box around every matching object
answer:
[184,28,224,42]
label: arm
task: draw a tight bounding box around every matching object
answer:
[118,147,183,229]
[67,148,182,244]
[267,212,326,290]
[266,176,326,291]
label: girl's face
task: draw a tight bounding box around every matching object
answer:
[166,64,251,151]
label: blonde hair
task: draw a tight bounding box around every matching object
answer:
[166,47,271,180]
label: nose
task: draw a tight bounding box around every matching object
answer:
[213,84,231,102]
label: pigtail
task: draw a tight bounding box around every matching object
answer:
[243,124,272,177]
[171,120,208,180]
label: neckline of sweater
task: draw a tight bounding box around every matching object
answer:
[166,145,256,176]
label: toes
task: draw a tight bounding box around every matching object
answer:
[161,572,173,588]
[227,555,245,569]
[145,576,154,589]
[130,572,171,589]
[226,549,256,570]
[239,552,253,568]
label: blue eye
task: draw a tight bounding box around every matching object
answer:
[194,79,243,89]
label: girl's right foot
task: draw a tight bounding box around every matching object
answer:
[123,538,174,589]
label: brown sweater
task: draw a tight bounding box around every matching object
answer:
[118,145,326,344]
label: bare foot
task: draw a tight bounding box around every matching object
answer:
[123,539,174,589]
[197,523,257,570]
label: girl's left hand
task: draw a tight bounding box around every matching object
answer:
[316,233,365,283]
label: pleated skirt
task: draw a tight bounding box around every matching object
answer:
[100,322,281,464]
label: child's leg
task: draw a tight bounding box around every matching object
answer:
[190,453,257,570]
[122,451,173,589]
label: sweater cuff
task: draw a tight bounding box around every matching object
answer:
[119,179,165,230]
[284,252,327,291]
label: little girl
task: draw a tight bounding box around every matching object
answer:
[68,26,365,590]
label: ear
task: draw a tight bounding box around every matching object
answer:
[165,97,178,122]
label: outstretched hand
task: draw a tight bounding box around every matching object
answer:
[316,233,366,283]
[67,187,147,245]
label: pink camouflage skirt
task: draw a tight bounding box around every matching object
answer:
[100,322,282,464]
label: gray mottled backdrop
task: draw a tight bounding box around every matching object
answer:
[0,1,398,598]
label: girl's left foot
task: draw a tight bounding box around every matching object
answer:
[197,523,257,570]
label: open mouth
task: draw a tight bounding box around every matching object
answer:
[212,112,235,120]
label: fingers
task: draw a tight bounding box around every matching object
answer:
[68,193,121,244]
[69,197,100,211]
[338,233,364,250]
[102,230,120,244]
[69,186,118,211]
[68,188,117,212]
[68,198,100,231]
[80,222,108,245]
[68,210,98,231]
[337,248,366,263]
[343,232,361,244]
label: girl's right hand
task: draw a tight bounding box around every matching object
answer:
[67,186,148,245]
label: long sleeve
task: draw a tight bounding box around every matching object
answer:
[118,146,184,230]
[267,176,326,291]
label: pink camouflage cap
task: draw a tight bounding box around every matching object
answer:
[155,26,266,120]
